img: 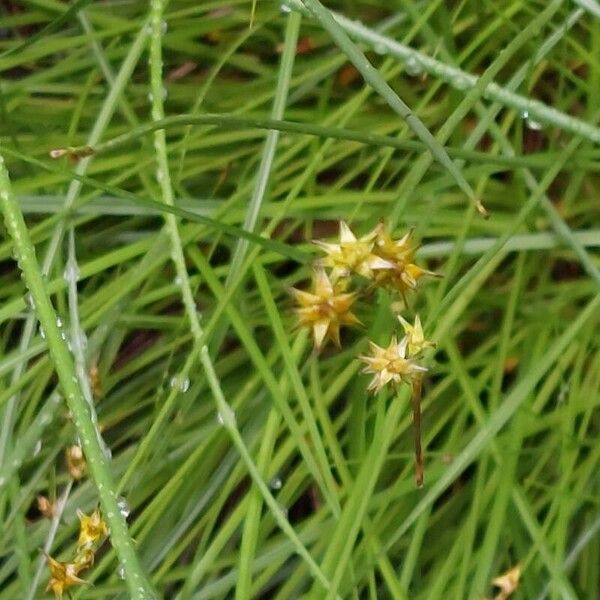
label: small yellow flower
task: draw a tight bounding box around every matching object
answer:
[397,314,435,356]
[77,508,108,548]
[290,267,360,349]
[45,554,86,599]
[492,564,521,599]
[314,221,392,280]
[66,445,86,480]
[360,336,427,393]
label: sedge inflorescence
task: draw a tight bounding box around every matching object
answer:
[45,508,108,598]
[291,220,437,487]
[291,221,436,383]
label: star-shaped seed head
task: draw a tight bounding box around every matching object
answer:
[45,554,87,599]
[367,223,438,295]
[372,222,415,264]
[77,508,108,549]
[397,314,435,356]
[359,336,427,393]
[372,263,437,296]
[290,267,360,349]
[314,221,390,280]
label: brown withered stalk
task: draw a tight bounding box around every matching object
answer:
[411,376,424,488]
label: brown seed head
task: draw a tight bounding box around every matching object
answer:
[66,445,86,480]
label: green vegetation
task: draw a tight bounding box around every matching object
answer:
[0,1,599,598]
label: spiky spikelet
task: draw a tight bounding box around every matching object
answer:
[290,267,361,349]
[359,336,427,393]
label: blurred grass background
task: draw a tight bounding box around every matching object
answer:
[0,0,599,598]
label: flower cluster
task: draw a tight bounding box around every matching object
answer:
[360,315,433,393]
[315,220,436,299]
[291,220,437,487]
[46,508,108,599]
[291,221,436,365]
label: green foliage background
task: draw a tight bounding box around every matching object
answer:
[0,0,599,598]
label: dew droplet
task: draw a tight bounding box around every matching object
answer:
[170,374,190,392]
[216,404,236,428]
[63,261,80,283]
[452,74,471,90]
[39,325,46,339]
[78,331,88,351]
[557,381,568,405]
[526,117,543,131]
[269,476,282,490]
[56,317,63,328]
[404,55,422,76]
[117,497,130,518]
[117,563,126,579]
[280,3,291,13]
[374,42,387,55]
[33,439,42,456]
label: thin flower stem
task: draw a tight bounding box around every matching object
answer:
[0,156,157,600]
[411,377,424,489]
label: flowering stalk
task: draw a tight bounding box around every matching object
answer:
[359,313,434,487]
[303,220,437,486]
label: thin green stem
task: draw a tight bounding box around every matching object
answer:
[59,113,586,170]
[0,157,156,598]
[285,0,600,146]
